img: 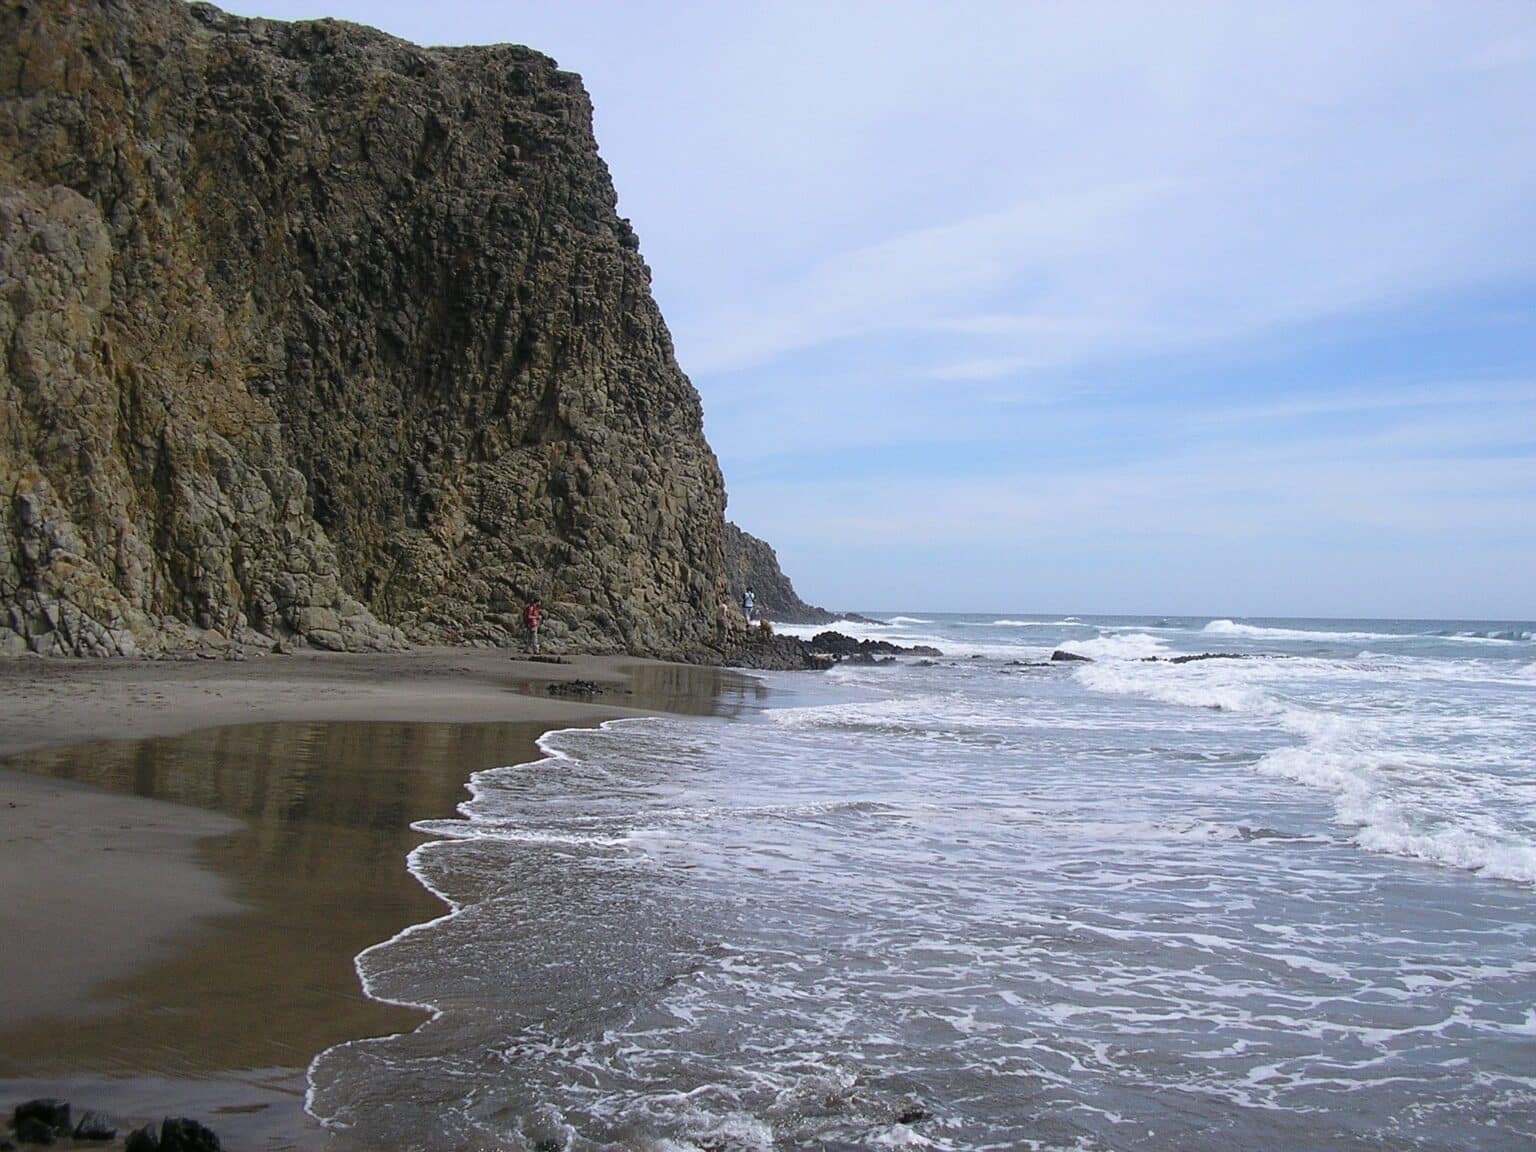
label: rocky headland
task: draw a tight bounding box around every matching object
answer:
[0,0,815,665]
[722,523,836,626]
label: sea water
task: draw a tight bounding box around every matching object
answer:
[306,615,1536,1151]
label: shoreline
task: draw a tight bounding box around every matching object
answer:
[0,648,762,1150]
[0,646,738,760]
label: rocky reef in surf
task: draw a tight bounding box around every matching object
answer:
[0,0,814,665]
[807,630,942,664]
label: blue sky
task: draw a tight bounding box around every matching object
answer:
[224,1,1536,619]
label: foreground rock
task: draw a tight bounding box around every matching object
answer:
[12,1100,71,1145]
[1,1,740,659]
[7,1099,142,1147]
[72,1114,117,1142]
[710,624,824,670]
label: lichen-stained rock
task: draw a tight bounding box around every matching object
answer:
[0,0,733,657]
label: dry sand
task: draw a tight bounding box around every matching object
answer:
[0,647,763,1150]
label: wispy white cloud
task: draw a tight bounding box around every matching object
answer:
[926,356,1050,383]
[220,0,1536,615]
[730,381,1536,551]
[678,181,1173,375]
[639,4,1536,383]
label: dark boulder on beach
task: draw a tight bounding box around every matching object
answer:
[117,1118,222,1152]
[12,1119,53,1146]
[72,1114,117,1142]
[12,1101,69,1145]
[1050,649,1092,662]
[157,1118,221,1152]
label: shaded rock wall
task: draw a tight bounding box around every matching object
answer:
[1,0,732,656]
[722,522,835,625]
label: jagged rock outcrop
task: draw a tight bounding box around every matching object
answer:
[709,622,824,671]
[722,522,835,626]
[1,0,737,657]
[806,631,941,662]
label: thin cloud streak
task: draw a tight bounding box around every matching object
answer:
[215,0,1536,615]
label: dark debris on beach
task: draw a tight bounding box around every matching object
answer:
[6,1101,221,1152]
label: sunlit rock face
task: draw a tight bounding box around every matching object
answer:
[1,0,735,657]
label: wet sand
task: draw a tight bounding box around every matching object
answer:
[0,648,763,1149]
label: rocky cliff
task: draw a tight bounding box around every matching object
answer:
[723,522,835,625]
[1,0,738,657]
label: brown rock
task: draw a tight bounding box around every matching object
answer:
[0,0,745,660]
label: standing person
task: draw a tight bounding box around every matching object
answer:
[521,598,542,654]
[743,586,756,625]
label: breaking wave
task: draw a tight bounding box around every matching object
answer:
[1077,653,1536,884]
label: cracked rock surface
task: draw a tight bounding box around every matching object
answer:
[1,0,738,658]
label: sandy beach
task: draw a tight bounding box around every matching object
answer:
[0,648,761,1150]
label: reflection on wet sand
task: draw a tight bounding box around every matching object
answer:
[512,661,769,719]
[0,661,759,1078]
[2,721,548,1076]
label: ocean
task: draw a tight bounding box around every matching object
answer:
[306,615,1536,1151]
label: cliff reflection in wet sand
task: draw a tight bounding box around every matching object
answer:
[0,661,762,1077]
[3,721,537,1075]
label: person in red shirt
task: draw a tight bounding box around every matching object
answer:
[521,598,543,654]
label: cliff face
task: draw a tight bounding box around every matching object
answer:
[0,0,731,656]
[723,522,835,625]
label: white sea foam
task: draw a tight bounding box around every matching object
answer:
[309,716,655,1122]
[1202,619,1401,643]
[779,617,1041,660]
[884,615,934,626]
[310,624,1536,1151]
[1440,628,1536,644]
[1055,631,1171,661]
[970,618,1084,628]
[766,692,1079,737]
[1256,740,1536,885]
[1077,650,1536,885]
